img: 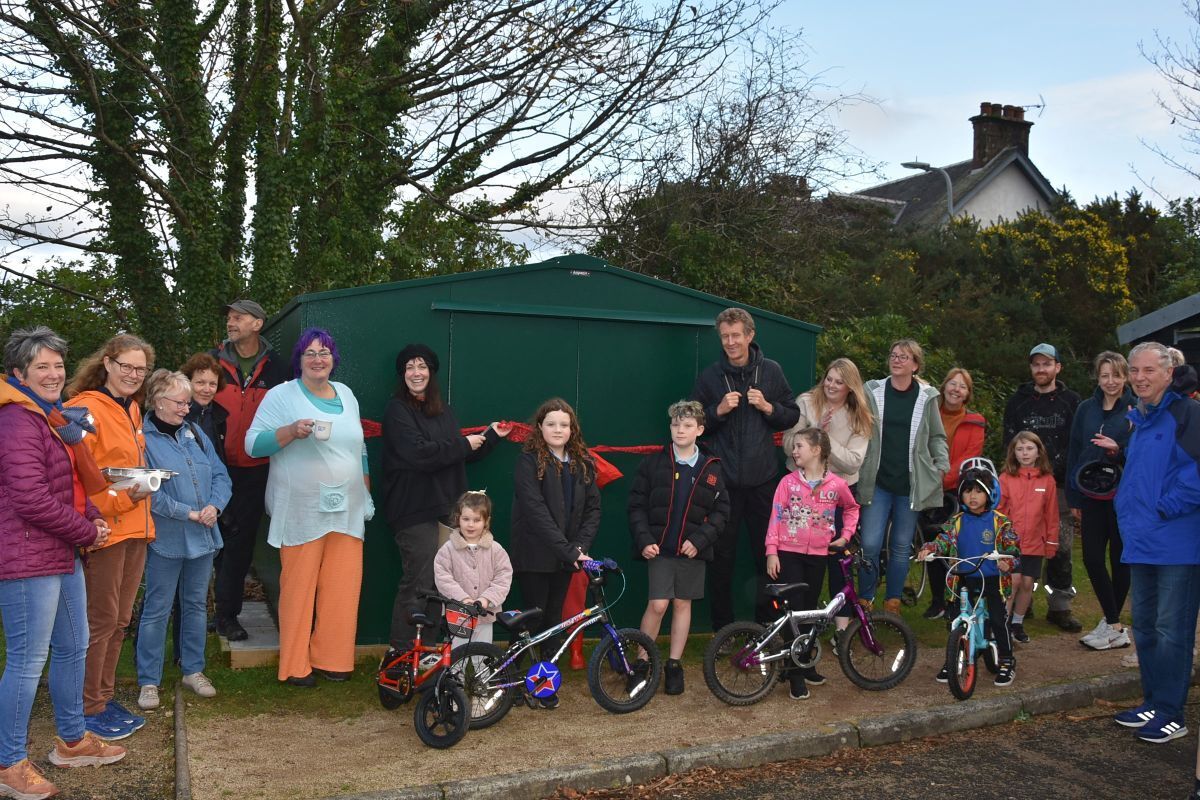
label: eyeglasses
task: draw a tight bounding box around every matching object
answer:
[111,359,148,377]
[163,397,191,409]
[888,353,912,363]
[301,350,332,360]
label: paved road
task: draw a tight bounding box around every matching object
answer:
[564,698,1200,800]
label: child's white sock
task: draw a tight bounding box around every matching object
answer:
[1012,614,1024,625]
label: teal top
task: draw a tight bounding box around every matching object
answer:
[250,382,367,471]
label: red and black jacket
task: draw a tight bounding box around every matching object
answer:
[210,339,289,468]
[627,442,729,562]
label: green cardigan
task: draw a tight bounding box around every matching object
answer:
[857,378,949,511]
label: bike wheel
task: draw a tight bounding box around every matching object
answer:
[702,622,779,706]
[946,624,977,701]
[448,642,516,730]
[838,611,917,691]
[982,641,1000,674]
[902,541,927,606]
[413,680,470,749]
[587,627,661,713]
[378,683,405,710]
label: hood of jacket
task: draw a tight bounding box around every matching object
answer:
[217,336,275,375]
[0,377,48,417]
[718,341,765,380]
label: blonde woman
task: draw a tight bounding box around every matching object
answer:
[783,358,873,485]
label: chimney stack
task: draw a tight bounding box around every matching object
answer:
[970,101,1033,168]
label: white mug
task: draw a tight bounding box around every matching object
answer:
[313,419,333,441]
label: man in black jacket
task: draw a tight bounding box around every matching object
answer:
[691,308,799,630]
[1003,342,1083,632]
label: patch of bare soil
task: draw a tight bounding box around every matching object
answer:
[185,632,1137,800]
[25,686,175,800]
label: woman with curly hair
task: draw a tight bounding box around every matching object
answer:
[65,333,156,740]
[509,397,600,708]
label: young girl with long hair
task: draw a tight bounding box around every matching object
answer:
[997,431,1059,644]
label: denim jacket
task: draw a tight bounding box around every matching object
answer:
[144,414,232,559]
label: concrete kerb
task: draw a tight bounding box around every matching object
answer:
[175,685,192,800]
[288,669,1143,800]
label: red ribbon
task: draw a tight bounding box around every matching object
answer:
[359,419,787,488]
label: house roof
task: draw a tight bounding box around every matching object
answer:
[848,146,1059,226]
[1117,292,1200,345]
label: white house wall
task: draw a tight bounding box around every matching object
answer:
[956,165,1049,226]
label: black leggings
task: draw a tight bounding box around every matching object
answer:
[956,575,1013,661]
[516,570,573,660]
[1080,498,1129,624]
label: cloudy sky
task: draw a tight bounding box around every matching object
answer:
[781,0,1198,204]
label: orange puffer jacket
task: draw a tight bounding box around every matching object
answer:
[65,390,155,546]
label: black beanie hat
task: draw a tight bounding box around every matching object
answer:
[957,468,995,510]
[395,343,439,375]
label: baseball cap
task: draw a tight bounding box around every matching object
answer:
[222,299,266,320]
[1028,343,1059,362]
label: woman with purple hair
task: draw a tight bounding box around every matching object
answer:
[244,328,373,687]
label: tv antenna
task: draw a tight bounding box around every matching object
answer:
[1020,94,1046,118]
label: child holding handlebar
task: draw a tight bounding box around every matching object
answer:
[434,491,512,648]
[920,467,1020,686]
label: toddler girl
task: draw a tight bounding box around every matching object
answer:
[433,491,513,647]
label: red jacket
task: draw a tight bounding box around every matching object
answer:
[997,468,1059,557]
[943,409,986,490]
[211,339,289,468]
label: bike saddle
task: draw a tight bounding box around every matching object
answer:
[764,582,808,601]
[495,608,543,634]
[406,610,438,628]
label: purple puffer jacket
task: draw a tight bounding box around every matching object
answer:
[0,401,101,581]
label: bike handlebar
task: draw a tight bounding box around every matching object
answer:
[414,589,486,617]
[582,557,621,574]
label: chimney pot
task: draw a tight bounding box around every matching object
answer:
[980,102,991,115]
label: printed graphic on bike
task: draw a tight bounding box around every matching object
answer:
[525,661,562,697]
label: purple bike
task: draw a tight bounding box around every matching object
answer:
[703,539,917,704]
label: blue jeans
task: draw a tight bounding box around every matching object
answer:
[858,487,919,603]
[136,549,215,685]
[1129,563,1200,721]
[0,561,89,766]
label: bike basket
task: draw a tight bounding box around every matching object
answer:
[445,609,478,638]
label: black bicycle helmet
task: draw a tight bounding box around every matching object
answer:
[1075,459,1122,501]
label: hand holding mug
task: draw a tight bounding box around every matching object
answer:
[292,418,315,439]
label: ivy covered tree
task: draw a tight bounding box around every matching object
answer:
[0,0,780,362]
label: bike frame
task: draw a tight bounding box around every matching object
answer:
[930,552,1009,663]
[735,548,886,670]
[486,561,631,692]
[387,596,480,694]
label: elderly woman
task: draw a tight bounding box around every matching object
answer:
[382,343,509,656]
[135,370,232,711]
[921,367,987,620]
[1112,342,1200,743]
[66,333,156,740]
[0,327,125,799]
[856,339,949,613]
[246,328,372,687]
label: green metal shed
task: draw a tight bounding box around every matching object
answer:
[260,254,821,643]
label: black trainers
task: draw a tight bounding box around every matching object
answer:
[935,665,949,683]
[1046,610,1083,633]
[664,660,684,695]
[994,661,1015,687]
[922,602,945,620]
[1010,622,1030,644]
[216,616,248,642]
[801,666,826,686]
[538,694,560,710]
[788,676,809,700]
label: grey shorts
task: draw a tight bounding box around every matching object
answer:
[647,556,706,600]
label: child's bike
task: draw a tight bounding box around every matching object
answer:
[375,592,484,748]
[448,557,661,729]
[703,540,917,704]
[920,550,1014,700]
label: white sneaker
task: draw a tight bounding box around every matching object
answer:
[137,684,160,710]
[182,672,217,698]
[1104,627,1131,649]
[1079,619,1109,645]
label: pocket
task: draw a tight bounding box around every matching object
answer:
[319,480,349,513]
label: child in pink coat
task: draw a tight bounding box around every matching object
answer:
[765,427,860,700]
[433,491,513,646]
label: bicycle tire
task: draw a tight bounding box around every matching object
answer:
[448,642,516,730]
[587,627,661,713]
[378,683,406,710]
[946,624,977,701]
[983,641,1000,674]
[838,611,917,691]
[702,622,779,705]
[412,679,470,749]
[903,540,927,606]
